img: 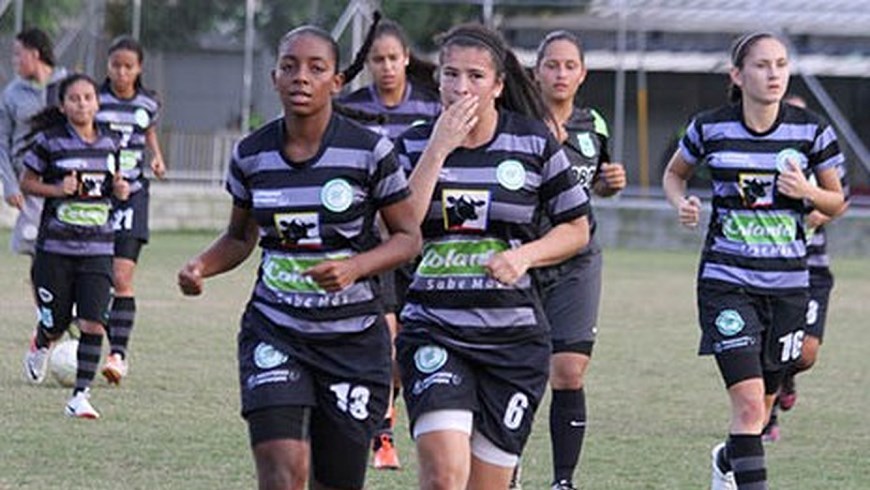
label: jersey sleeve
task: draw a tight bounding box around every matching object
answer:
[678,117,704,165]
[22,132,50,175]
[0,94,18,196]
[369,136,410,208]
[808,123,844,173]
[224,142,251,208]
[541,133,590,225]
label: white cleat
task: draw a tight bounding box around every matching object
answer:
[64,389,100,419]
[23,336,51,384]
[711,442,736,490]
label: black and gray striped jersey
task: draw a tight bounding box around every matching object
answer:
[339,82,440,140]
[23,123,120,256]
[95,84,159,193]
[395,110,590,336]
[679,102,845,293]
[225,114,410,336]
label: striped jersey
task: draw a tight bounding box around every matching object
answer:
[23,123,120,256]
[807,161,850,270]
[226,114,410,336]
[679,102,845,293]
[95,83,160,193]
[560,106,611,237]
[339,82,440,140]
[395,110,590,338]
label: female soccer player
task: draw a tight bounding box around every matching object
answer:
[763,93,850,442]
[96,35,167,384]
[395,23,591,489]
[21,73,129,419]
[339,17,441,470]
[663,33,845,489]
[530,30,627,490]
[177,26,420,490]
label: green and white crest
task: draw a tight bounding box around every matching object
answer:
[414,345,448,374]
[134,108,151,129]
[253,342,289,369]
[576,132,597,158]
[321,178,353,213]
[715,309,745,336]
[496,159,525,191]
[775,148,806,173]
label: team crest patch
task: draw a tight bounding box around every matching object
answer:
[442,189,490,231]
[715,309,745,336]
[134,108,151,129]
[738,173,775,208]
[253,342,289,369]
[496,159,526,191]
[37,287,53,303]
[321,178,354,213]
[274,212,321,248]
[576,132,598,158]
[414,345,448,374]
[775,148,807,173]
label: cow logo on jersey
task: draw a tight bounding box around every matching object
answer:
[738,173,775,208]
[775,148,807,173]
[253,342,289,369]
[496,160,526,191]
[442,189,490,231]
[274,212,321,248]
[414,345,448,374]
[79,172,107,199]
[321,178,354,213]
[715,309,745,336]
[576,132,597,158]
[134,108,151,129]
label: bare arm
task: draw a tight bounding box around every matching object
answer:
[304,197,422,292]
[662,149,702,228]
[486,215,590,285]
[778,163,845,218]
[593,161,627,197]
[177,205,259,295]
[145,126,166,179]
[20,168,75,198]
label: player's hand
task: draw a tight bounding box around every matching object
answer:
[178,260,205,296]
[60,171,78,196]
[599,162,627,192]
[4,192,24,209]
[777,159,811,200]
[113,172,130,201]
[304,259,360,293]
[486,248,530,286]
[430,95,479,156]
[151,155,167,180]
[679,195,702,228]
[806,209,830,230]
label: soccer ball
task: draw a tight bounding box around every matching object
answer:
[49,339,78,387]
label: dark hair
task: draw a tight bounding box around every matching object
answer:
[105,35,149,92]
[29,74,99,134]
[436,23,552,124]
[16,28,55,67]
[535,30,585,68]
[279,25,340,73]
[727,32,784,103]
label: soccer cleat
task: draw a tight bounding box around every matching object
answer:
[64,389,100,419]
[762,419,781,443]
[509,463,522,490]
[710,442,736,490]
[23,334,51,384]
[372,433,401,470]
[551,479,578,490]
[101,353,128,385]
[778,376,797,411]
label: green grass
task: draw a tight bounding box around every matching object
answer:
[1,230,868,489]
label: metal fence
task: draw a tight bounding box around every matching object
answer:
[159,130,241,186]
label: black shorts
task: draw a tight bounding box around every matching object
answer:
[697,281,807,376]
[112,183,150,245]
[31,251,113,333]
[538,245,602,354]
[396,324,550,456]
[806,267,834,342]
[238,308,391,452]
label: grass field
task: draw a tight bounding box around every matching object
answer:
[1,230,868,489]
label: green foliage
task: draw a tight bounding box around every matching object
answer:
[0,0,83,37]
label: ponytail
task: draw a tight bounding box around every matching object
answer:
[341,11,382,85]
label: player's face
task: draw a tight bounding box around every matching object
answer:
[731,37,790,106]
[367,34,408,94]
[61,80,99,128]
[272,34,342,117]
[438,45,503,115]
[12,41,40,79]
[535,39,586,104]
[107,48,142,93]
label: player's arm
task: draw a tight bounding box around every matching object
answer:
[779,163,844,218]
[177,205,258,295]
[663,149,702,228]
[0,99,23,207]
[145,125,167,179]
[20,168,74,198]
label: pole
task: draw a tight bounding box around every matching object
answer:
[14,0,23,32]
[132,0,142,40]
[613,0,627,163]
[636,28,649,192]
[241,0,256,132]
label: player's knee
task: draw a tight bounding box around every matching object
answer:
[549,353,588,389]
[254,442,307,490]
